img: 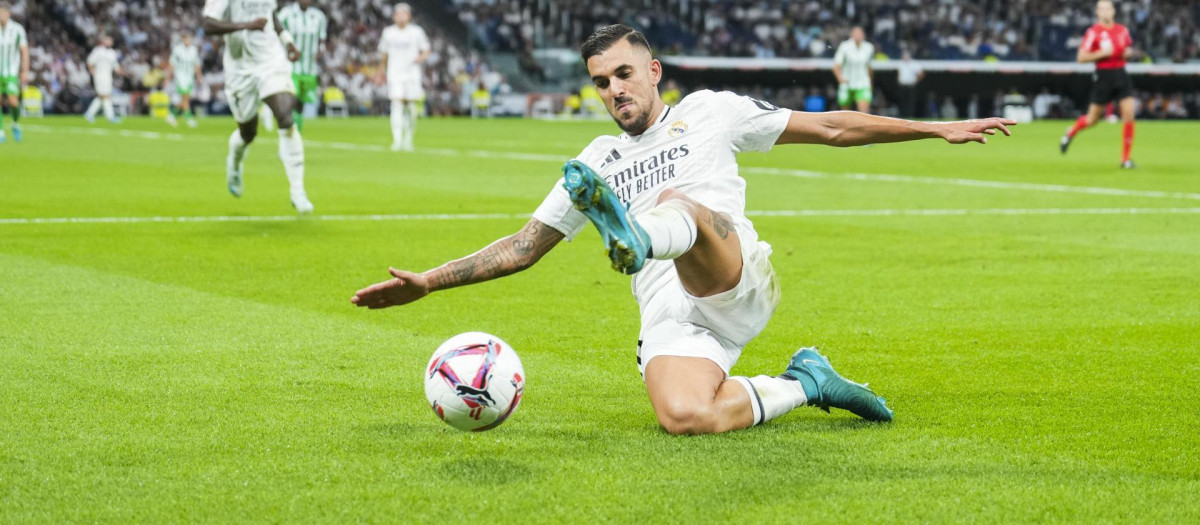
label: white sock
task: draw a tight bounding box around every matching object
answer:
[390,100,404,146]
[404,101,418,146]
[228,129,249,169]
[102,99,115,120]
[731,375,809,426]
[637,199,697,259]
[84,98,101,118]
[278,125,307,201]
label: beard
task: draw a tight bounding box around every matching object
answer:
[612,98,654,135]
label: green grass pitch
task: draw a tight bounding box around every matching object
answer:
[1,115,1197,522]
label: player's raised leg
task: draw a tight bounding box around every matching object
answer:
[1118,96,1135,169]
[264,92,312,213]
[566,160,892,434]
[1061,103,1104,154]
[226,112,257,198]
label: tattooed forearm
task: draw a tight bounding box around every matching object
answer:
[710,210,734,239]
[424,218,565,292]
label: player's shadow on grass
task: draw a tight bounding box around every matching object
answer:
[440,457,536,486]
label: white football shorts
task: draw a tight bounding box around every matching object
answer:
[636,221,781,376]
[225,59,295,124]
[388,74,424,101]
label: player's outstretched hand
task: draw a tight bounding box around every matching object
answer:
[351,268,430,309]
[939,118,1017,145]
[245,17,269,31]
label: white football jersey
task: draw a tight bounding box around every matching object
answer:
[202,0,288,74]
[534,90,791,300]
[170,43,201,84]
[86,46,119,81]
[378,23,429,79]
[834,40,875,89]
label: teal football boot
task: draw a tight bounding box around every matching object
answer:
[561,159,651,275]
[781,347,894,422]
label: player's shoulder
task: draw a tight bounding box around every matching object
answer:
[677,89,723,106]
[577,135,622,164]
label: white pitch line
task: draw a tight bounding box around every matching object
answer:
[21,124,1200,202]
[740,167,1200,202]
[2,208,1198,226]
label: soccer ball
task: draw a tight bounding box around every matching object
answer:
[424,332,525,431]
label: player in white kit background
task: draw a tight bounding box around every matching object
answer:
[833,26,875,113]
[203,0,314,214]
[83,35,124,124]
[375,3,429,151]
[352,25,1016,435]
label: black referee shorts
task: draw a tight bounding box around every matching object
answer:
[1090,69,1134,105]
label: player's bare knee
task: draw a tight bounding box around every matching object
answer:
[240,123,258,144]
[275,111,295,130]
[656,400,717,435]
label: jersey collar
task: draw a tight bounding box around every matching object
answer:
[623,105,672,141]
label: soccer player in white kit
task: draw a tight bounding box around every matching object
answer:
[203,0,313,214]
[352,25,1016,434]
[83,35,124,124]
[375,3,429,151]
[833,26,874,113]
[166,32,203,128]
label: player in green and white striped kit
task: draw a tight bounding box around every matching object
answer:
[0,2,29,144]
[277,0,326,130]
[167,32,203,128]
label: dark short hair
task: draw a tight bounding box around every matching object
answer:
[580,24,652,62]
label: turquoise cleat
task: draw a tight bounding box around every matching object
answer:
[561,159,651,275]
[781,347,894,422]
[11,125,20,143]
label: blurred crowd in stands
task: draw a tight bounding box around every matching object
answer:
[9,0,1200,119]
[453,0,1200,62]
[20,0,502,115]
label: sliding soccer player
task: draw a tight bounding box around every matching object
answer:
[353,25,1015,435]
[1060,0,1137,169]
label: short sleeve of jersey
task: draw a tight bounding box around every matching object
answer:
[833,42,846,64]
[319,13,328,40]
[86,48,98,66]
[531,140,608,241]
[377,29,389,54]
[417,27,431,52]
[1082,27,1097,50]
[202,0,229,20]
[16,25,25,47]
[695,90,791,153]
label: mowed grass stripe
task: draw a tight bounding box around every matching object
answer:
[21,123,1200,202]
[3,207,1200,225]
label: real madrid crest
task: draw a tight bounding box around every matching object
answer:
[669,120,688,138]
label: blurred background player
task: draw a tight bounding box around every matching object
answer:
[0,2,27,144]
[166,32,202,128]
[203,0,314,214]
[896,50,924,118]
[833,26,874,113]
[83,35,123,124]
[1060,0,1137,169]
[278,0,326,131]
[376,3,429,151]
